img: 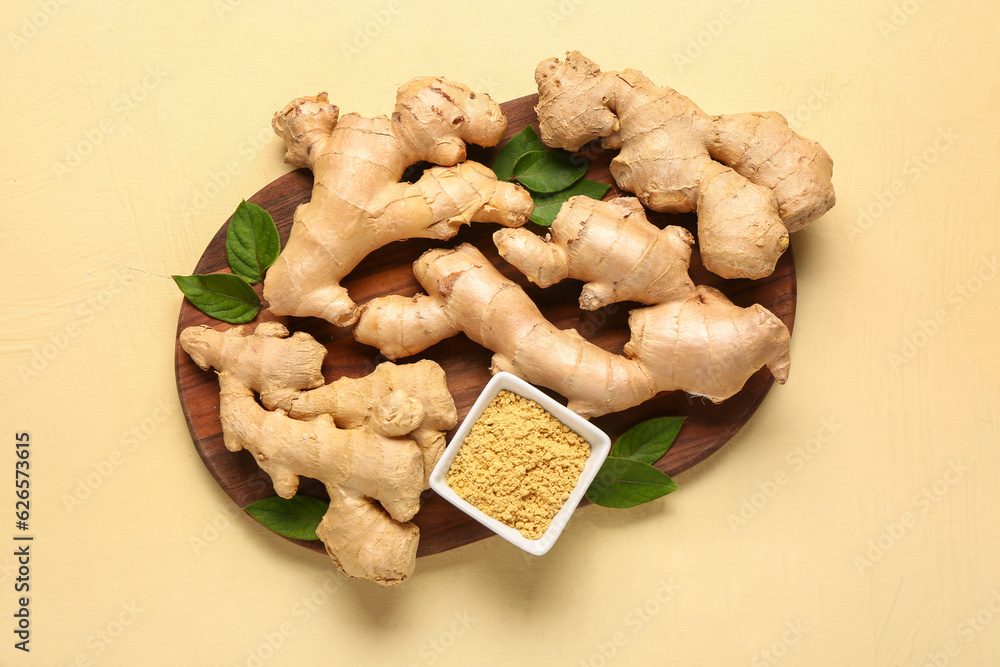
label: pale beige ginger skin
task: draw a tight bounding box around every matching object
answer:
[179,322,456,481]
[263,77,534,326]
[495,196,697,310]
[179,322,457,586]
[179,321,327,408]
[446,391,589,539]
[533,51,835,280]
[354,242,654,415]
[496,196,791,403]
[269,357,457,488]
[354,215,791,417]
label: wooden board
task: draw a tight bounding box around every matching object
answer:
[174,93,796,558]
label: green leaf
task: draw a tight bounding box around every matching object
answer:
[491,126,546,181]
[585,457,679,509]
[611,416,686,465]
[225,200,280,284]
[244,495,328,541]
[172,273,260,324]
[512,150,589,193]
[529,179,611,227]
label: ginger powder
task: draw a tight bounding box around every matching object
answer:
[445,390,590,539]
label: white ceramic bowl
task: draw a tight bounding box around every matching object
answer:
[428,372,612,556]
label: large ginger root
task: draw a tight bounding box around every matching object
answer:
[496,196,791,401]
[263,78,534,326]
[355,208,790,417]
[218,373,424,580]
[533,51,835,280]
[180,322,457,585]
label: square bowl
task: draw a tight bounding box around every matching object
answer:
[428,372,612,556]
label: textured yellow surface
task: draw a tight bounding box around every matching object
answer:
[2,1,998,665]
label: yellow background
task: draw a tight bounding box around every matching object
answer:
[3,0,999,665]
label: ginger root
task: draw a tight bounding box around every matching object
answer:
[268,358,456,488]
[355,196,790,417]
[263,78,534,326]
[534,51,835,280]
[180,322,457,586]
[494,196,697,310]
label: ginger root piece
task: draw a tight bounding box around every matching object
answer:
[495,196,697,310]
[180,322,457,586]
[179,321,326,407]
[354,227,790,417]
[268,359,457,488]
[494,195,791,406]
[533,51,835,280]
[263,78,534,326]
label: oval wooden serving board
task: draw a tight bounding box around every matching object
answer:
[174,93,796,559]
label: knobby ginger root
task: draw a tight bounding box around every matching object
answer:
[268,358,456,488]
[180,322,457,586]
[180,321,326,406]
[494,196,791,399]
[534,51,835,280]
[495,196,697,310]
[355,204,790,417]
[263,78,534,326]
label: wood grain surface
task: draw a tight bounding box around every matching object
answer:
[174,93,796,559]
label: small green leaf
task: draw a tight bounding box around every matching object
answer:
[244,495,328,541]
[512,150,589,193]
[225,200,280,284]
[586,457,679,509]
[529,179,611,227]
[611,416,686,465]
[492,126,546,181]
[172,273,260,324]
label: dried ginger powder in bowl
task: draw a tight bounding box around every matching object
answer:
[445,390,590,539]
